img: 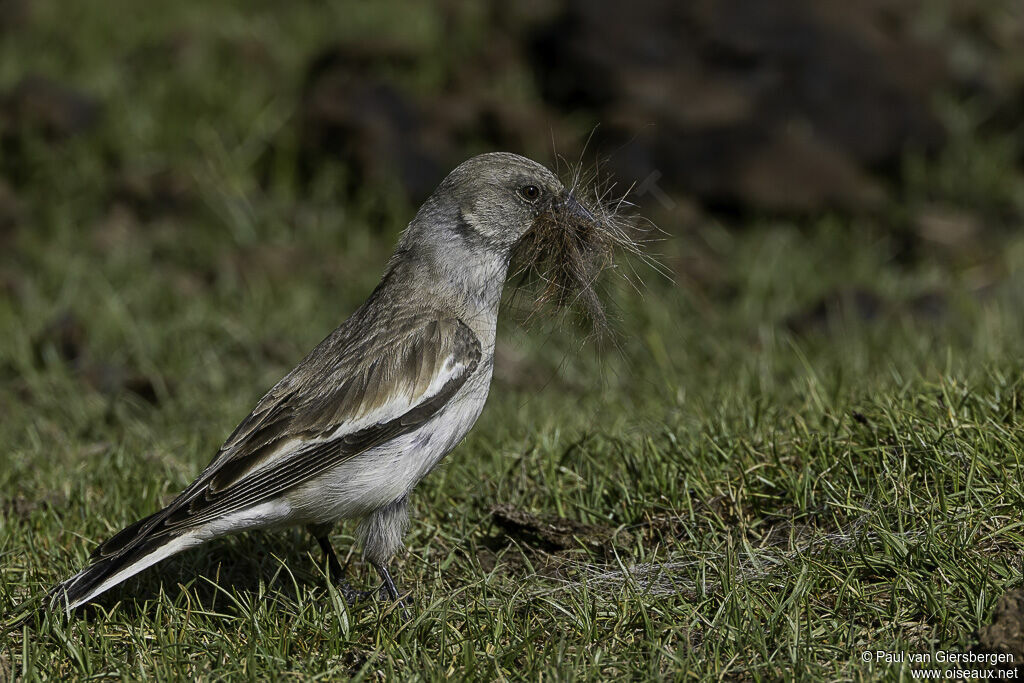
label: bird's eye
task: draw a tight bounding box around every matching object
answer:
[518,185,541,202]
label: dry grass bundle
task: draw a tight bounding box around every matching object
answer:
[510,162,659,338]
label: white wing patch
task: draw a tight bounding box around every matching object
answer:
[236,354,468,483]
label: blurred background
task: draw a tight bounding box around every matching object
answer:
[1,0,1022,382]
[3,0,1024,510]
[3,0,1024,473]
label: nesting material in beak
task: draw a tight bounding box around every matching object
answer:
[511,185,642,336]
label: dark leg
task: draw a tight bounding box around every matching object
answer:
[369,560,402,601]
[316,535,346,581]
[313,532,368,605]
[370,560,409,620]
[357,497,409,606]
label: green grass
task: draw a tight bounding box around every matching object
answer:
[2,1,1024,680]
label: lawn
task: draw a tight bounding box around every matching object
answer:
[2,1,1024,680]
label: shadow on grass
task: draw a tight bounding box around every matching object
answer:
[48,528,376,625]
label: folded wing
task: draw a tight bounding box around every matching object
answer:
[94,310,481,559]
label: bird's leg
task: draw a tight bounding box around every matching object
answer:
[315,534,346,579]
[357,498,410,614]
[369,560,402,602]
[311,528,368,605]
[370,559,410,620]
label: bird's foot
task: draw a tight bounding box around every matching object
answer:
[369,560,410,620]
[334,579,408,616]
[334,580,372,606]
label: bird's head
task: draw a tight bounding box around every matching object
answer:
[404,152,641,333]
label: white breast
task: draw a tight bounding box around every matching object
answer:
[285,360,494,525]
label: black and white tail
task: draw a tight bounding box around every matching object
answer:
[48,524,201,614]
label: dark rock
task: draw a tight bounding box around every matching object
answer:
[784,286,953,334]
[290,40,571,205]
[943,0,1024,128]
[287,1,975,218]
[0,0,30,35]
[784,288,886,336]
[2,491,66,519]
[1,75,101,140]
[80,364,164,405]
[0,76,102,185]
[975,588,1024,672]
[528,0,947,213]
[111,166,196,220]
[490,503,613,553]
[906,290,949,321]
[29,311,165,403]
[32,311,86,366]
[296,43,449,203]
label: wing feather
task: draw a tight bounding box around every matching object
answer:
[94,309,481,559]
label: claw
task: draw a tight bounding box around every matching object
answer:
[370,560,410,620]
[315,534,408,617]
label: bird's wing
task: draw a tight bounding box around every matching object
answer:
[93,310,481,557]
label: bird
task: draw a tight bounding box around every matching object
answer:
[41,152,628,615]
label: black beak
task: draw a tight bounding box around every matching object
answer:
[560,193,598,225]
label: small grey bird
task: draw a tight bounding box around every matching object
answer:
[40,152,632,615]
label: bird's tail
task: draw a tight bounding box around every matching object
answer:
[48,532,201,614]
